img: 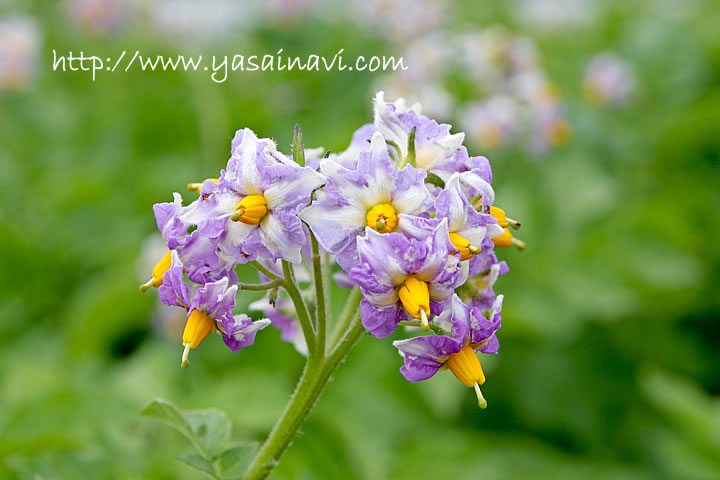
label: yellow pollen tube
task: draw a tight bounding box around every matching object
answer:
[447,345,488,409]
[231,194,268,224]
[449,232,481,261]
[366,203,398,233]
[181,309,215,368]
[139,250,173,292]
[187,178,218,195]
[398,277,431,331]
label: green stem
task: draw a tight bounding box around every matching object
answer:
[251,261,282,281]
[237,279,283,291]
[328,286,363,347]
[309,232,327,356]
[281,260,316,355]
[242,291,365,480]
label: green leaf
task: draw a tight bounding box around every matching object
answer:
[141,399,234,460]
[177,453,216,476]
[141,399,195,444]
[293,123,305,167]
[424,172,445,189]
[217,442,261,478]
[185,409,232,457]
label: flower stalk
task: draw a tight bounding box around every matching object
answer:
[242,272,365,480]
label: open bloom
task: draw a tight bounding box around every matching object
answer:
[393,294,503,408]
[158,252,270,367]
[374,91,490,179]
[432,173,503,273]
[300,131,433,271]
[348,219,463,338]
[180,128,324,265]
[148,191,237,285]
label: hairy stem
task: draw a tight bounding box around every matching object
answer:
[328,286,363,347]
[251,260,282,281]
[281,260,316,356]
[309,232,327,356]
[237,279,284,291]
[242,290,364,480]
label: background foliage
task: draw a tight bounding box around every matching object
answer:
[1,0,719,478]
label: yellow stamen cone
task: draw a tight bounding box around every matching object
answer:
[448,345,488,407]
[231,194,268,224]
[449,232,481,261]
[139,250,172,292]
[492,228,527,251]
[492,227,513,247]
[366,203,398,233]
[398,277,430,321]
[181,309,215,368]
[489,206,508,227]
[490,205,521,230]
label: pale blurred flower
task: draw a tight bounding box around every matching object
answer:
[582,52,636,108]
[147,0,254,45]
[264,0,317,28]
[65,0,133,36]
[349,0,449,45]
[375,74,454,120]
[513,0,597,30]
[378,25,569,156]
[460,97,518,151]
[0,15,40,93]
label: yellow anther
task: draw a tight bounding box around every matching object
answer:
[449,232,481,261]
[490,205,521,230]
[447,345,487,408]
[187,178,218,195]
[490,206,508,227]
[492,228,527,251]
[139,250,173,292]
[492,227,512,247]
[398,277,430,320]
[181,309,215,368]
[366,203,398,233]
[231,194,268,224]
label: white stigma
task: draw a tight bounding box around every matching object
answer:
[139,277,155,293]
[181,343,191,368]
[474,382,487,409]
[419,309,430,332]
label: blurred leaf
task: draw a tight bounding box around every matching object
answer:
[141,398,234,464]
[217,442,260,478]
[177,453,216,477]
[185,409,233,457]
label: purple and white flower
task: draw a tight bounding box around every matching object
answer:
[348,219,464,338]
[393,293,503,383]
[180,128,324,265]
[300,131,433,271]
[158,251,269,362]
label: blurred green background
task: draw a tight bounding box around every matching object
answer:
[1,0,719,478]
